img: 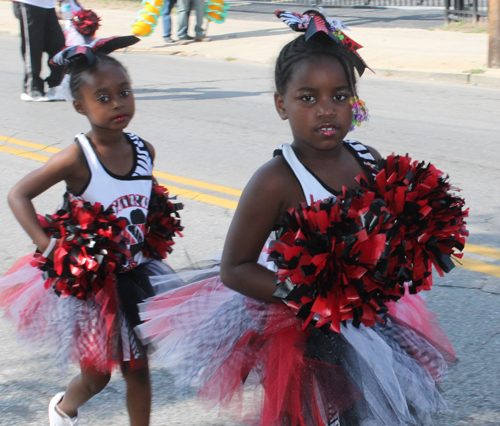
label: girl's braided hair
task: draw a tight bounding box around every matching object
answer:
[66,53,127,99]
[275,33,359,96]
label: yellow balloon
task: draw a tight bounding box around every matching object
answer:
[131,0,163,37]
[144,3,159,14]
[132,20,151,36]
[141,12,156,24]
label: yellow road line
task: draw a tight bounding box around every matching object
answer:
[159,183,238,210]
[0,145,51,163]
[154,171,242,197]
[0,135,61,154]
[1,134,242,198]
[457,257,500,279]
[464,243,500,261]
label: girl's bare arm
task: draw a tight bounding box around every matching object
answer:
[8,145,85,253]
[220,158,296,303]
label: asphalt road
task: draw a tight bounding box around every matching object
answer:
[0,35,500,425]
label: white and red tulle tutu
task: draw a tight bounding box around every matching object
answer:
[0,254,178,373]
[137,268,455,426]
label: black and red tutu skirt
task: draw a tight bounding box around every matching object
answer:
[137,268,455,426]
[0,254,178,373]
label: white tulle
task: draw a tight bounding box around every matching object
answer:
[138,266,449,425]
[0,257,177,372]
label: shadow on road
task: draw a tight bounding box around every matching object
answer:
[134,86,270,101]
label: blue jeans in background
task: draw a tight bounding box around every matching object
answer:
[162,0,176,38]
[177,0,204,38]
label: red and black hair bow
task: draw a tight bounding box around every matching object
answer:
[50,35,140,67]
[275,9,370,76]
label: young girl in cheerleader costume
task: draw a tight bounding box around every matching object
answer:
[0,36,182,426]
[60,0,101,46]
[137,10,467,426]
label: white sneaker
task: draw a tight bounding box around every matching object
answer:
[39,87,65,102]
[48,392,79,425]
[20,91,43,102]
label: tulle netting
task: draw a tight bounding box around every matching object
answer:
[0,254,176,373]
[137,268,454,426]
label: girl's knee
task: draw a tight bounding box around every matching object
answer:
[123,364,150,387]
[81,370,111,395]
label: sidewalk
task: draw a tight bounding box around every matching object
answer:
[1,0,499,86]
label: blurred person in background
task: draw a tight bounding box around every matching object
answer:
[162,0,177,43]
[177,0,210,43]
[13,0,65,101]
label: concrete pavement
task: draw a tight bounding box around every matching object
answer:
[1,0,500,86]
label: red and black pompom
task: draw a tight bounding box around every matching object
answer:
[71,9,101,36]
[269,154,468,332]
[37,194,130,300]
[268,188,393,332]
[360,154,468,294]
[143,182,183,261]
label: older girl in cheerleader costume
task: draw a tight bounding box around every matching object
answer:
[137,10,467,426]
[0,36,182,426]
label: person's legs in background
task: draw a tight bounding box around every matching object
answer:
[193,0,208,41]
[177,0,193,42]
[43,6,65,99]
[162,0,177,43]
[14,2,46,100]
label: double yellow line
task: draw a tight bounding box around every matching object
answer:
[0,134,240,210]
[1,134,500,280]
[458,244,500,278]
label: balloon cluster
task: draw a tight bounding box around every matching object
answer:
[131,0,164,37]
[205,0,229,24]
[268,154,468,332]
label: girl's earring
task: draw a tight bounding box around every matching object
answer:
[350,96,369,132]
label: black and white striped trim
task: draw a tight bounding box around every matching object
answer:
[344,140,376,165]
[126,132,153,177]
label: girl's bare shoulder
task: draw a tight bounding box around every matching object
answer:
[246,154,299,199]
[43,143,85,174]
[43,143,89,191]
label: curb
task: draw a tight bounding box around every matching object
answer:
[371,68,500,88]
[470,73,500,87]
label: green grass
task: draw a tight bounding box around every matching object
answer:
[438,21,488,33]
[465,27,488,33]
[463,69,486,74]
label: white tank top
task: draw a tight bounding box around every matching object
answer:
[278,140,376,203]
[71,132,154,269]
